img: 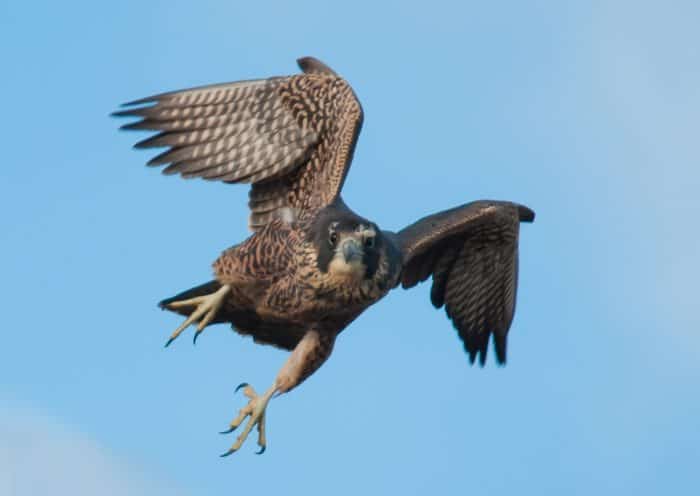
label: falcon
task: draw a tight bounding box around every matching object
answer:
[113,57,535,456]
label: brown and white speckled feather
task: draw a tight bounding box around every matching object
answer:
[114,57,363,232]
[203,210,398,353]
[214,220,297,284]
[397,200,535,365]
[116,57,537,456]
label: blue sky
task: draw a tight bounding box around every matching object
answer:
[1,1,698,494]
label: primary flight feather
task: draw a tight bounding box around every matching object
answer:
[114,56,535,456]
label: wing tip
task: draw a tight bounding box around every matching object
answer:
[111,105,156,132]
[134,132,170,149]
[518,205,535,223]
[146,148,176,166]
[120,95,162,107]
[297,56,337,75]
[111,94,164,126]
[110,109,130,118]
[494,335,507,366]
[114,119,147,131]
[464,334,508,367]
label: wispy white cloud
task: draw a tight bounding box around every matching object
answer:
[0,405,187,496]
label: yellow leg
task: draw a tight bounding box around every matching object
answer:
[220,383,276,456]
[163,284,231,346]
[218,330,337,456]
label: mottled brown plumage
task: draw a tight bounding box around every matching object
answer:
[398,201,534,365]
[114,56,535,456]
[115,56,362,231]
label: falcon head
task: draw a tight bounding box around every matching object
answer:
[312,211,381,281]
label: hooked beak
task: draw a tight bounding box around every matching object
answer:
[341,238,363,263]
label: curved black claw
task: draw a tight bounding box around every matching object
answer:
[235,382,249,393]
[220,448,237,458]
[255,446,266,455]
[219,426,237,435]
[164,337,175,348]
[193,331,202,345]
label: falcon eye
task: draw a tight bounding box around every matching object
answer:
[364,236,375,249]
[329,231,338,246]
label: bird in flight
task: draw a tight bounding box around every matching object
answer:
[114,56,534,456]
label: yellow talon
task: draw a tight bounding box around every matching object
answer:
[163,284,230,346]
[220,384,276,456]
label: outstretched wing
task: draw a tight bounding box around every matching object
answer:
[113,57,363,230]
[396,201,535,365]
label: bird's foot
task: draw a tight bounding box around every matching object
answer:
[162,284,231,346]
[219,383,275,456]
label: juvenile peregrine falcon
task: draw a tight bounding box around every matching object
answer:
[114,57,535,456]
